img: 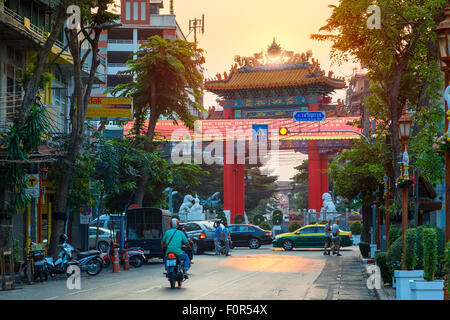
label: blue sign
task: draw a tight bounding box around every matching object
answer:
[252,124,268,141]
[293,111,325,122]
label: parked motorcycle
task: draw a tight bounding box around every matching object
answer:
[101,241,145,268]
[21,248,48,283]
[45,235,103,277]
[164,252,186,289]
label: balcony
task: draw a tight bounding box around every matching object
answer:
[0,4,72,64]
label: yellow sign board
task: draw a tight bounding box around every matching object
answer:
[86,97,133,120]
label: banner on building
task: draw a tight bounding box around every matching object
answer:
[86,97,133,121]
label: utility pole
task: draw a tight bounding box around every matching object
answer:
[189,14,205,44]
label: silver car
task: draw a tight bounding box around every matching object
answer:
[89,227,115,252]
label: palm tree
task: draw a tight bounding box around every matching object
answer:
[111,36,205,206]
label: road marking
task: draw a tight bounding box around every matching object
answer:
[131,285,162,294]
[192,271,263,300]
[43,296,59,300]
[66,287,97,296]
[205,270,218,276]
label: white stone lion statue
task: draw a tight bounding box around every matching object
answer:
[321,193,337,213]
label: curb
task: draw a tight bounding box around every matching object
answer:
[359,252,391,300]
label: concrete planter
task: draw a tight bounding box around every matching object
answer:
[394,270,424,300]
[409,279,444,300]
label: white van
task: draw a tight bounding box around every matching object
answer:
[89,214,123,232]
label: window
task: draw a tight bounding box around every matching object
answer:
[134,1,138,20]
[89,228,97,236]
[125,1,131,20]
[141,2,146,20]
[184,223,195,232]
[228,226,238,232]
[299,227,314,235]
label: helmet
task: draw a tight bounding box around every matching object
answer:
[59,234,68,244]
[170,218,180,229]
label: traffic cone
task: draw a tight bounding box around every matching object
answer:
[123,250,130,271]
[112,248,120,273]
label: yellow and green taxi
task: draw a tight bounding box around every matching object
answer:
[272,224,353,250]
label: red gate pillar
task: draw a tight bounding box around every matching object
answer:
[320,153,329,197]
[308,141,322,212]
[223,161,245,224]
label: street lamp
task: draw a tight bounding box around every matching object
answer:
[435,3,450,299]
[397,106,412,270]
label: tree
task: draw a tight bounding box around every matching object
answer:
[110,36,205,206]
[329,139,386,242]
[312,0,447,204]
[291,160,309,210]
[49,0,119,255]
[244,166,278,213]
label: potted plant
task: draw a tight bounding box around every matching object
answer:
[394,229,424,300]
[409,228,444,300]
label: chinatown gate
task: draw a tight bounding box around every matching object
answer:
[124,40,363,222]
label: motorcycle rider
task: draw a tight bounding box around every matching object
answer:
[162,218,190,278]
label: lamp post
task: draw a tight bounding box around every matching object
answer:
[435,3,450,299]
[397,106,412,270]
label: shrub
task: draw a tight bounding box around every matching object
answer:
[415,224,445,274]
[259,221,273,231]
[359,242,370,258]
[445,241,450,295]
[289,221,302,232]
[253,214,264,225]
[234,214,245,224]
[387,237,403,272]
[422,228,438,281]
[388,225,401,248]
[350,221,362,236]
[273,210,282,217]
[272,214,283,225]
[375,251,392,285]
[402,228,417,270]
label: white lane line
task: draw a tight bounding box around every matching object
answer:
[192,271,263,300]
[66,287,97,296]
[43,296,59,300]
[131,285,162,294]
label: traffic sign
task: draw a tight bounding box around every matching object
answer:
[26,174,40,199]
[80,205,92,224]
[293,111,325,122]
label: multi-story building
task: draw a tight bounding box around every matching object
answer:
[91,0,204,121]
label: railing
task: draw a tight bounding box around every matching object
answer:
[107,63,127,67]
[4,7,24,24]
[107,39,133,44]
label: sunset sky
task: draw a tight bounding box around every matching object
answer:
[169,0,358,108]
[111,0,360,181]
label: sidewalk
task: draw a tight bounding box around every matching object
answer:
[304,247,377,300]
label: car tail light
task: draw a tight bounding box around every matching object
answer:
[167,252,176,259]
[346,234,351,238]
[199,233,207,239]
[265,232,272,237]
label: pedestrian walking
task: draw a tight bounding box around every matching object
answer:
[214,220,223,255]
[221,221,231,256]
[331,219,342,256]
[323,219,332,255]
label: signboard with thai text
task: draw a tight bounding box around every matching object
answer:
[86,97,132,121]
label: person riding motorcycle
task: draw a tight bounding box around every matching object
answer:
[162,218,190,278]
[59,234,68,244]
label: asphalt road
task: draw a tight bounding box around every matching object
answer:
[0,245,357,300]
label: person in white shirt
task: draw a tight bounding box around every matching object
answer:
[331,219,342,256]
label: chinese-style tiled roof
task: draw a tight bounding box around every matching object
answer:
[205,63,346,93]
